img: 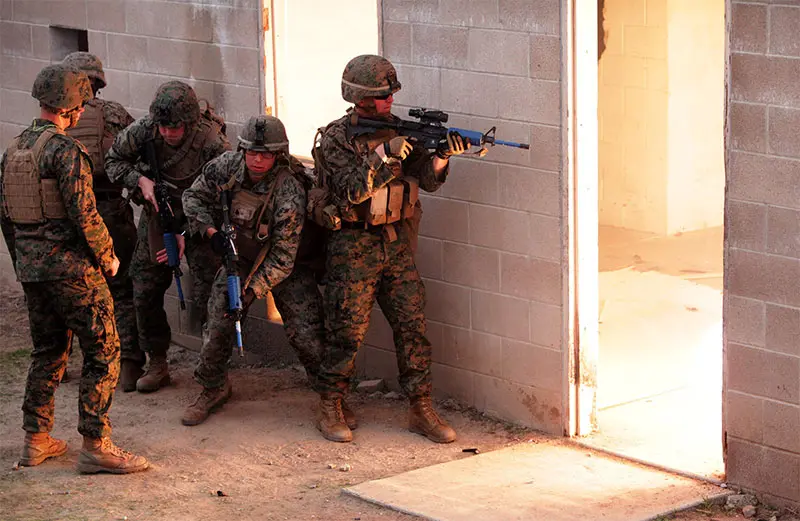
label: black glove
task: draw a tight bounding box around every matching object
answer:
[436,131,470,159]
[210,232,227,255]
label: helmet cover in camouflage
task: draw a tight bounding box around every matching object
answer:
[341,54,401,103]
[62,52,106,89]
[31,64,92,111]
[238,115,289,153]
[149,80,200,127]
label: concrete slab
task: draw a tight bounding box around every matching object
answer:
[345,441,721,521]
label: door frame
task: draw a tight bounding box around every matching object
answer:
[565,0,600,437]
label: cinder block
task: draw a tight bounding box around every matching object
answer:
[1,88,38,125]
[383,22,411,64]
[356,379,387,393]
[440,158,499,205]
[440,69,498,118]
[529,124,561,172]
[726,390,764,443]
[528,213,561,261]
[471,289,530,341]
[126,1,214,43]
[766,304,800,357]
[208,6,260,47]
[364,306,394,351]
[417,194,469,243]
[383,0,439,23]
[412,24,468,69]
[393,64,441,110]
[624,26,667,60]
[15,0,86,28]
[732,53,800,108]
[431,362,474,405]
[31,25,49,60]
[763,400,800,453]
[442,242,499,291]
[767,206,800,259]
[101,69,130,107]
[146,38,192,77]
[728,152,800,210]
[87,1,126,32]
[727,438,800,503]
[87,31,107,63]
[424,280,471,328]
[497,76,560,126]
[440,325,503,377]
[729,102,766,154]
[439,0,500,28]
[107,33,148,72]
[0,55,47,91]
[529,34,560,81]
[415,236,443,280]
[768,106,800,159]
[0,21,32,57]
[362,345,401,391]
[497,165,559,215]
[499,252,561,304]
[501,338,562,391]
[468,29,528,76]
[728,342,800,403]
[728,249,800,308]
[211,83,260,124]
[498,0,559,36]
[769,6,800,58]
[469,204,530,255]
[128,73,166,112]
[726,295,765,348]
[473,373,562,433]
[731,3,766,54]
[1,0,12,20]
[464,114,533,167]
[530,300,561,350]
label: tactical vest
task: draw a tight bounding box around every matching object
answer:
[2,127,68,224]
[66,98,118,194]
[156,117,221,201]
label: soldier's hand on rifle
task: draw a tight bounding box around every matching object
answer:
[379,136,413,160]
[209,229,227,255]
[105,254,121,278]
[137,175,159,212]
[155,233,186,264]
[436,131,471,159]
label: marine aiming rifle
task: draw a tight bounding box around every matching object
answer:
[144,141,186,310]
[220,189,244,356]
[346,107,530,153]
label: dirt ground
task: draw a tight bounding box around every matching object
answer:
[0,283,790,521]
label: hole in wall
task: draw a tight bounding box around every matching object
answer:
[49,26,88,61]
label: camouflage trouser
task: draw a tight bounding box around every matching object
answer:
[195,264,325,389]
[130,210,219,358]
[22,271,120,438]
[316,225,432,399]
[97,196,142,366]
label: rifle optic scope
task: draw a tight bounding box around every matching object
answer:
[409,108,449,124]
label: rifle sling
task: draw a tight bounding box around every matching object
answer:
[241,170,289,292]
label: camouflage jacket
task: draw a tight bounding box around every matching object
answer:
[0,119,116,282]
[105,114,230,229]
[99,98,135,138]
[182,151,307,299]
[319,110,448,210]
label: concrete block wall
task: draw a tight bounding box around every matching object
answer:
[372,0,565,434]
[726,0,800,507]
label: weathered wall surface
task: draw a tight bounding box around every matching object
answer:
[726,0,800,507]
[368,0,565,434]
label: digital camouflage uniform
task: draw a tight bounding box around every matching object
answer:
[182,149,320,389]
[0,66,120,439]
[105,82,230,363]
[63,52,140,368]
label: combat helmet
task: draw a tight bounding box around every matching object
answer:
[62,52,106,89]
[238,115,289,153]
[149,81,200,127]
[31,64,92,112]
[341,54,401,104]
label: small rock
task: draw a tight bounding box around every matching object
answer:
[327,463,336,469]
[726,494,757,508]
[384,391,402,400]
[11,462,20,471]
[308,484,318,489]
[368,391,384,399]
[339,464,351,472]
[769,515,777,521]
[719,482,728,488]
[356,379,386,393]
[742,505,756,518]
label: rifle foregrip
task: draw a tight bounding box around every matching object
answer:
[163,233,181,269]
[227,275,242,312]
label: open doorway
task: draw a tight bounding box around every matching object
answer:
[580,0,726,479]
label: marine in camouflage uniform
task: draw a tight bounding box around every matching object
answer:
[180,115,329,426]
[312,55,468,443]
[106,81,230,393]
[0,64,147,473]
[62,52,142,392]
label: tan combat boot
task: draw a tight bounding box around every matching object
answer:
[409,396,457,443]
[19,432,68,466]
[341,399,358,430]
[181,381,232,426]
[136,355,170,393]
[119,361,144,393]
[77,437,149,474]
[316,395,353,442]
